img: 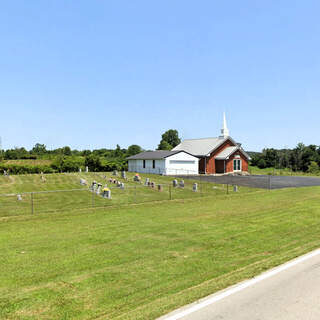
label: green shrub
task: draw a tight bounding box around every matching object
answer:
[307,161,319,174]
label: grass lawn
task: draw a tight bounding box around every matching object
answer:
[3,159,53,166]
[0,172,254,217]
[249,165,319,177]
[0,183,319,319]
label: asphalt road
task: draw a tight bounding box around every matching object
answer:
[177,175,320,189]
[160,250,320,320]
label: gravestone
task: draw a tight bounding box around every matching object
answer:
[113,170,118,176]
[96,183,102,195]
[91,181,97,192]
[134,174,141,182]
[121,171,126,179]
[85,166,89,173]
[179,180,185,188]
[3,170,7,176]
[193,183,198,192]
[172,179,178,187]
[117,181,121,187]
[233,185,238,192]
[102,188,111,199]
[79,168,82,173]
[144,178,150,186]
[157,184,163,192]
[17,194,22,201]
[120,182,125,190]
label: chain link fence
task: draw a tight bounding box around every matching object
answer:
[0,178,244,218]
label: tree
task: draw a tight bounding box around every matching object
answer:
[84,154,102,172]
[61,146,72,156]
[157,140,172,150]
[158,129,180,150]
[32,143,47,155]
[127,145,142,156]
[114,144,122,157]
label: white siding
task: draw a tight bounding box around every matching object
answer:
[165,152,199,175]
[128,159,166,174]
[128,152,199,175]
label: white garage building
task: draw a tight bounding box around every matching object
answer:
[127,150,199,175]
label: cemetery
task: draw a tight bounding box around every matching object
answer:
[0,171,251,217]
[1,174,319,320]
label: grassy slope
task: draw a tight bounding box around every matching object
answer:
[3,159,53,166]
[0,172,254,217]
[0,186,319,319]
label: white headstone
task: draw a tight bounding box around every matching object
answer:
[91,181,97,192]
[96,183,102,195]
[17,194,22,201]
[233,185,238,192]
[179,180,185,188]
[192,183,198,192]
[173,179,178,187]
[145,178,150,186]
[80,178,87,186]
[102,189,111,199]
[85,166,89,173]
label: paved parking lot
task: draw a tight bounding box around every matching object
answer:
[177,175,320,189]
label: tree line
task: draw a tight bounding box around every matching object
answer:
[250,143,320,173]
[0,130,182,174]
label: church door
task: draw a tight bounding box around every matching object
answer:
[233,159,241,172]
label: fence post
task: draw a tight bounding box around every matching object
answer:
[269,175,272,190]
[31,192,34,214]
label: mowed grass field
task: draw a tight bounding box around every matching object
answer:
[0,172,254,217]
[249,165,319,177]
[0,171,319,319]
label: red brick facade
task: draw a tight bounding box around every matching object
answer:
[198,138,249,174]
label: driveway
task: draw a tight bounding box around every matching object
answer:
[176,175,320,189]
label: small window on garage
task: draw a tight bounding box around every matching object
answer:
[152,160,155,169]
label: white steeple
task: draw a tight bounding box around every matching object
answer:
[220,112,229,138]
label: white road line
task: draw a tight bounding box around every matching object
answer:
[162,248,320,320]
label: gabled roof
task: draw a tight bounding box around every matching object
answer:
[215,146,239,160]
[215,146,251,160]
[172,136,239,157]
[127,150,196,160]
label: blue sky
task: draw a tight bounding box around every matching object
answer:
[1,1,319,151]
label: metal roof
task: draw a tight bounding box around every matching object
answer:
[215,146,251,160]
[127,150,182,160]
[215,146,239,160]
[172,137,227,156]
